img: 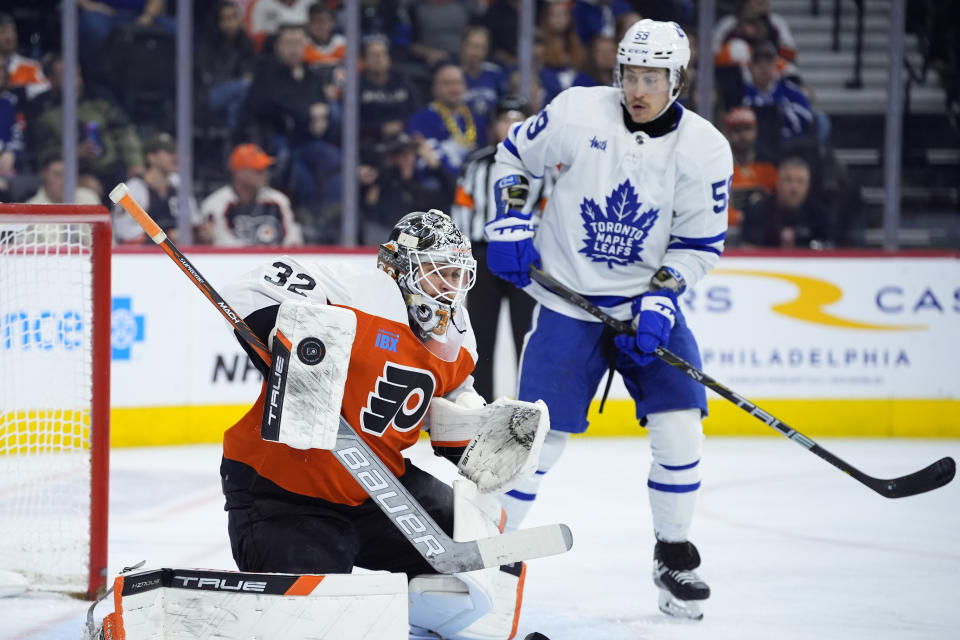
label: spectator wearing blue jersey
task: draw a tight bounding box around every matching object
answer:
[740,42,813,140]
[459,26,503,120]
[406,63,485,181]
[571,0,633,46]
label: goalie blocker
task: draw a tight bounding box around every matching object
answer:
[260,301,355,450]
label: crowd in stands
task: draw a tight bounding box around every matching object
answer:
[11,0,953,250]
[710,0,861,248]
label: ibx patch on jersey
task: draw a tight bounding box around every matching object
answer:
[374,328,399,352]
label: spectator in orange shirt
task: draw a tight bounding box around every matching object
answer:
[0,13,49,100]
[303,4,345,68]
[722,106,777,245]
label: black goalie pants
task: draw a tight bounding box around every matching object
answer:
[222,457,454,577]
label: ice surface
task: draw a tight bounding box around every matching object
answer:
[2,437,958,640]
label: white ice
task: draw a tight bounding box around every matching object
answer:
[2,437,958,640]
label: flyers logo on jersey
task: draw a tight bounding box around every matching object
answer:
[360,363,437,436]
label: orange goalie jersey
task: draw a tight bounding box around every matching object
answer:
[222,256,478,506]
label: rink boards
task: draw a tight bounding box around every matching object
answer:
[98,249,959,444]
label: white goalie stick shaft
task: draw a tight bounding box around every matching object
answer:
[108,183,572,573]
[528,267,956,499]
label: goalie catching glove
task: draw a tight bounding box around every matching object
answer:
[424,394,550,493]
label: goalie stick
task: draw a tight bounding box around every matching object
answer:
[108,183,573,573]
[528,267,956,499]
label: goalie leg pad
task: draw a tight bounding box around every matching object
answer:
[408,563,526,640]
[409,479,525,639]
[88,568,408,640]
[262,300,356,450]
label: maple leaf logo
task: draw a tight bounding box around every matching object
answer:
[578,180,659,268]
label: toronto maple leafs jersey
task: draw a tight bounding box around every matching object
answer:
[492,86,733,322]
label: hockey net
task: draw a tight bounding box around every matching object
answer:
[0,204,111,599]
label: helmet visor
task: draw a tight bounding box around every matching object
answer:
[620,67,670,94]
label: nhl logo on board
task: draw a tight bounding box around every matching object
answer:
[297,337,326,365]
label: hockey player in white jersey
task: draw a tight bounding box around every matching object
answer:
[484,19,733,620]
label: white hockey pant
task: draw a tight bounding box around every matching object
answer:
[646,408,704,542]
[496,429,569,531]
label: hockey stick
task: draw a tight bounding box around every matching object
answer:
[528,267,956,499]
[108,183,573,573]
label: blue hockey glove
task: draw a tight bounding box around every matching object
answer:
[614,290,678,367]
[484,175,539,288]
[484,234,541,288]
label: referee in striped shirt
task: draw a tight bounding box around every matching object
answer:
[452,95,554,400]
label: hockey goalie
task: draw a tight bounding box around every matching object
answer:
[85,209,556,640]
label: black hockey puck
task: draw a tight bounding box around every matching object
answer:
[523,634,550,640]
[296,337,325,365]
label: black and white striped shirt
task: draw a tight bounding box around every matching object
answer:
[451,144,555,243]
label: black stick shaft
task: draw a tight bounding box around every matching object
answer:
[528,267,955,499]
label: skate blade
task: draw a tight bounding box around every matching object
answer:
[658,590,704,621]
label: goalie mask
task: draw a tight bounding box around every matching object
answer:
[378,209,477,360]
[615,19,691,120]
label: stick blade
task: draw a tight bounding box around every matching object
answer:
[476,523,573,568]
[872,456,956,498]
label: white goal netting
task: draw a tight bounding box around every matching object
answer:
[0,220,104,595]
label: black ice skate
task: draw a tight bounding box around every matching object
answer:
[652,540,710,620]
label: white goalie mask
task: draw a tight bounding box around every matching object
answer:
[378,209,477,360]
[615,19,691,119]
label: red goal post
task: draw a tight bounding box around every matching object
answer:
[0,204,111,599]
